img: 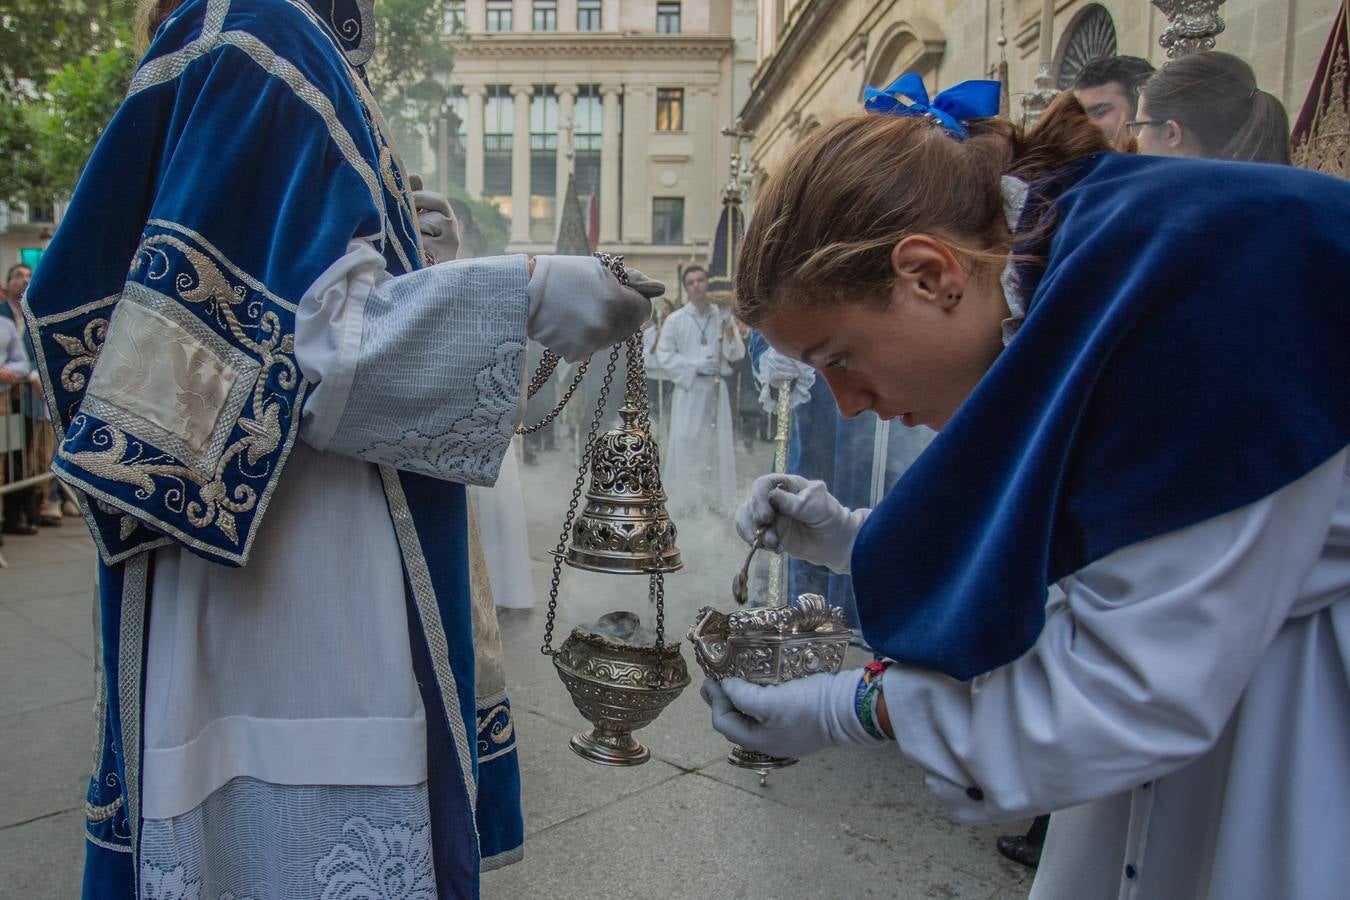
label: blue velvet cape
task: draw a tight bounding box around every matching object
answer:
[850,153,1350,681]
[21,0,521,895]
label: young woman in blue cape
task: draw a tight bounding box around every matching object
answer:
[706,76,1350,898]
[21,0,652,897]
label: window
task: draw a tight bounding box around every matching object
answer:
[655,88,684,131]
[530,86,559,240]
[484,85,514,211]
[656,2,681,34]
[445,89,468,188]
[486,0,512,32]
[574,85,603,199]
[532,0,557,32]
[443,1,465,32]
[577,0,601,31]
[652,198,684,244]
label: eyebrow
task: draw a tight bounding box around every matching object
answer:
[800,338,829,365]
[1087,102,1114,116]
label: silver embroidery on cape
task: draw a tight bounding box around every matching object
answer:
[119,554,149,860]
[378,468,480,817]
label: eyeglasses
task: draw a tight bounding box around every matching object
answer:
[1124,119,1167,135]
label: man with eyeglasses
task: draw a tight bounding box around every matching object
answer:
[1073,55,1156,144]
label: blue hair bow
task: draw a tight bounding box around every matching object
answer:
[863,73,1001,139]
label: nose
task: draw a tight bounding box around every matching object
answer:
[820,370,873,419]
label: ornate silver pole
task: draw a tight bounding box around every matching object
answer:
[1152,0,1228,58]
[1021,0,1059,127]
[765,383,792,604]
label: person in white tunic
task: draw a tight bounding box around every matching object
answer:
[655,265,745,514]
[705,81,1350,900]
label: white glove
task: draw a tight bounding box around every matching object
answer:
[412,190,459,264]
[702,670,886,759]
[527,255,654,362]
[735,474,869,573]
[757,347,816,389]
[696,358,722,376]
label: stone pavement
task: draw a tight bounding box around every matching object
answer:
[0,448,1035,899]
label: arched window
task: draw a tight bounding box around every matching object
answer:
[1054,4,1118,90]
[861,18,946,97]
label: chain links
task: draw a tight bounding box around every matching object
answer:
[524,350,561,400]
[515,359,590,435]
[540,342,622,656]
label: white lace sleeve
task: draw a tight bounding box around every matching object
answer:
[296,252,528,486]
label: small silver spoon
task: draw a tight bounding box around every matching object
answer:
[731,525,769,606]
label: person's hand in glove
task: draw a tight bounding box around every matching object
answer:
[756,347,816,414]
[702,671,889,759]
[527,255,660,362]
[757,347,816,388]
[696,358,722,377]
[734,474,869,573]
[412,190,460,264]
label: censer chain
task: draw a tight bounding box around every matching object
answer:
[540,342,623,656]
[516,357,590,435]
[524,350,561,400]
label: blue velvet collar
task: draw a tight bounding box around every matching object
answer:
[850,153,1350,680]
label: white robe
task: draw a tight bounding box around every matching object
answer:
[654,304,745,513]
[469,439,535,609]
[139,245,526,894]
[882,447,1350,899]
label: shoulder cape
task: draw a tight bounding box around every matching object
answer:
[851,153,1350,680]
[22,0,422,566]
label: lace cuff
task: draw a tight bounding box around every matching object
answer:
[310,255,529,485]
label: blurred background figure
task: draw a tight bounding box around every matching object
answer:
[1133,51,1292,163]
[1072,55,1155,144]
[656,265,745,514]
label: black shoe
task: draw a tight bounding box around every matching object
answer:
[996,835,1043,869]
[2,520,39,536]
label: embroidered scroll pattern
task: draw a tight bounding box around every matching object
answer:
[476,701,516,764]
[55,230,298,552]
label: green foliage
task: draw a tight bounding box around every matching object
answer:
[0,0,137,204]
[31,44,138,198]
[368,0,456,145]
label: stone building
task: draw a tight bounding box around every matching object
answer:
[743,0,1339,182]
[431,0,758,288]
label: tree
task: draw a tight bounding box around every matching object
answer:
[0,0,136,204]
[368,0,456,152]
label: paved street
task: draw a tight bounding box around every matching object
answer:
[0,448,1034,899]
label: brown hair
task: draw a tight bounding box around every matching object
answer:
[1138,51,1290,164]
[137,0,187,52]
[735,93,1109,326]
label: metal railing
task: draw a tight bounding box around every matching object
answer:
[1,381,57,568]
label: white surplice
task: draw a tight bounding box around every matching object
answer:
[139,245,527,896]
[654,303,745,513]
[882,447,1350,900]
[469,438,535,609]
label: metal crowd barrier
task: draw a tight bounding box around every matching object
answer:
[1,381,57,568]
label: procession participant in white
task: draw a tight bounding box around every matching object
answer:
[706,76,1350,900]
[20,1,654,896]
[655,265,745,513]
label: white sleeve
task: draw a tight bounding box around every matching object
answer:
[296,244,529,486]
[883,448,1347,823]
[722,319,746,363]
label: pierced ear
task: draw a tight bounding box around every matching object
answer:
[890,236,965,309]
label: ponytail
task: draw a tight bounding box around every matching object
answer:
[1222,90,1292,164]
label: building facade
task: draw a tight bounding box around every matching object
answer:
[429,0,758,288]
[743,0,1339,183]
